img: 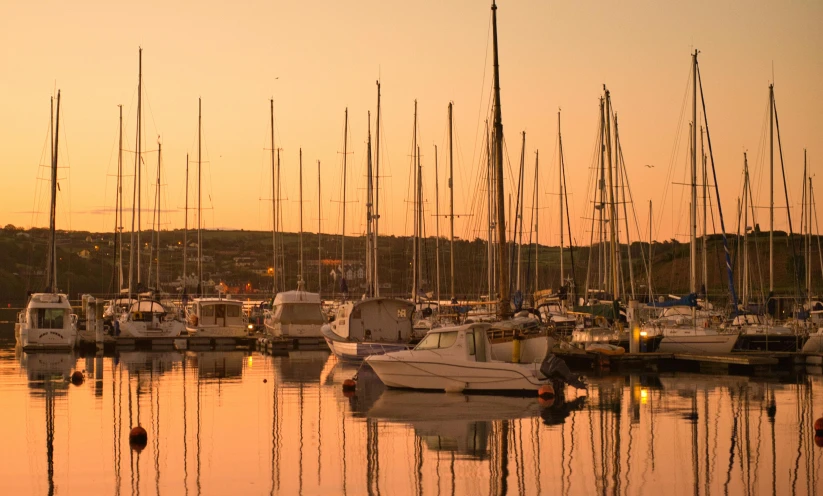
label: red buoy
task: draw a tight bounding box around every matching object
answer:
[816,435,823,448]
[814,417,823,434]
[70,371,84,386]
[129,426,148,451]
[263,378,268,383]
[342,379,356,392]
[538,384,554,399]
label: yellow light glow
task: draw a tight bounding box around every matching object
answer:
[247,356,253,368]
[641,388,648,404]
[640,331,648,337]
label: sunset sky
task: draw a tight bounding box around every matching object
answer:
[1,0,821,247]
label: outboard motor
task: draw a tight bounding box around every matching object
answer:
[540,353,587,390]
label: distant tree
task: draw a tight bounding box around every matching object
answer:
[3,224,16,233]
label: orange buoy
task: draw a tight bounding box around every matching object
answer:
[70,371,84,386]
[814,417,823,434]
[263,378,268,383]
[342,379,356,392]
[129,426,148,451]
[538,384,554,399]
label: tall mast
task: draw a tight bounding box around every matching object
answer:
[604,88,618,299]
[317,160,322,293]
[434,144,441,305]
[276,98,277,296]
[299,148,304,289]
[769,83,774,294]
[690,50,698,296]
[533,150,539,294]
[136,47,143,286]
[558,111,564,287]
[516,132,525,293]
[417,145,423,300]
[117,105,124,291]
[341,108,348,296]
[155,139,161,291]
[491,0,510,318]
[276,148,282,291]
[48,95,53,291]
[47,91,61,292]
[701,126,708,294]
[805,151,810,307]
[412,101,419,303]
[743,157,749,305]
[183,153,188,294]
[485,120,493,301]
[197,98,202,295]
[366,114,373,295]
[597,98,606,292]
[448,102,455,301]
[374,80,382,298]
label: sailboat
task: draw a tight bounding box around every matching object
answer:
[113,49,184,340]
[15,91,78,350]
[645,51,739,354]
[185,99,249,342]
[322,106,418,360]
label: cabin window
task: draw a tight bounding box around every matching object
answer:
[227,305,241,318]
[216,305,226,319]
[466,331,476,355]
[32,308,66,329]
[201,305,215,318]
[414,331,458,350]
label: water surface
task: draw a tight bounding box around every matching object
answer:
[0,320,821,495]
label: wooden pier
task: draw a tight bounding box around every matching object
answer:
[77,334,257,353]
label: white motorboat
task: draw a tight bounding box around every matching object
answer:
[366,323,552,393]
[264,290,325,338]
[15,293,78,350]
[115,299,185,338]
[322,297,417,360]
[186,297,249,339]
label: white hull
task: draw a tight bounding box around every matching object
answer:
[323,332,409,360]
[119,318,185,338]
[16,323,77,350]
[657,331,739,354]
[489,334,553,363]
[367,354,545,392]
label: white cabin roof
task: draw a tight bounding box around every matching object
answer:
[27,293,72,309]
[274,290,321,305]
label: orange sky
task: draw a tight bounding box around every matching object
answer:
[1,0,821,247]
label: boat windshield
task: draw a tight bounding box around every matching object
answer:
[415,331,458,350]
[31,308,66,329]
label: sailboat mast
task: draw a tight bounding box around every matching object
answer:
[616,117,636,300]
[136,48,143,286]
[366,115,373,295]
[412,101,418,303]
[648,200,653,301]
[491,0,510,318]
[374,80,382,298]
[48,91,61,292]
[117,105,124,291]
[533,150,539,294]
[197,98,202,294]
[156,140,161,291]
[485,120,493,301]
[690,51,698,296]
[417,145,423,299]
[769,83,774,294]
[448,102,455,301]
[604,88,618,298]
[341,108,348,295]
[558,111,564,287]
[743,155,749,305]
[299,148,304,288]
[435,144,441,305]
[276,98,277,296]
[516,132,525,293]
[183,154,188,294]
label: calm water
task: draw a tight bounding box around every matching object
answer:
[0,320,821,495]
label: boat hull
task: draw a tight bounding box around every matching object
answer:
[803,331,823,353]
[322,326,409,360]
[657,332,739,354]
[16,323,76,350]
[119,318,185,339]
[186,325,248,339]
[366,355,545,393]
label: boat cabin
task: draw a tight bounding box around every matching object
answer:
[25,293,72,331]
[190,298,245,328]
[413,323,492,362]
[270,290,325,326]
[330,298,415,342]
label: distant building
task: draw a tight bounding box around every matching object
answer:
[78,249,91,259]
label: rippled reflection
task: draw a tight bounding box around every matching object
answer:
[0,338,820,495]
